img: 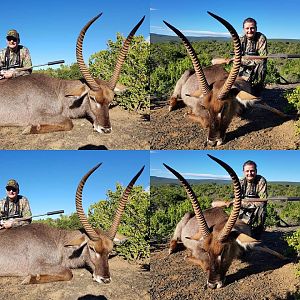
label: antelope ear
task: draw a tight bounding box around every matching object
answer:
[235,232,261,249]
[65,84,89,98]
[64,235,88,248]
[113,232,128,245]
[114,83,127,95]
[186,90,203,98]
[235,90,260,104]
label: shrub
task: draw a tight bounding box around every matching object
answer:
[88,184,150,261]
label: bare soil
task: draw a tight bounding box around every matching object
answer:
[0,107,150,150]
[150,226,300,300]
[0,256,150,300]
[150,84,300,150]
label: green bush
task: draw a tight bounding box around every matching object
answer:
[88,184,150,260]
[89,34,149,111]
[285,229,300,277]
[285,86,300,134]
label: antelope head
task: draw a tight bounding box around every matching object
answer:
[164,12,258,146]
[164,154,242,289]
[73,163,144,283]
[76,13,145,133]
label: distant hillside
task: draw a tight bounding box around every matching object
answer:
[150,33,300,44]
[150,33,230,43]
[151,176,300,186]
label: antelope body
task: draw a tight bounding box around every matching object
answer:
[165,12,281,146]
[0,164,144,284]
[165,155,285,289]
[0,13,144,134]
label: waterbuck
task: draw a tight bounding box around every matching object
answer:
[164,154,285,289]
[0,13,144,134]
[0,164,144,284]
[164,12,285,146]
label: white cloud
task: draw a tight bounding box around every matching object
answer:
[150,8,158,11]
[181,173,231,180]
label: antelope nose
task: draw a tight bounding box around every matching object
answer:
[207,139,217,147]
[101,277,111,284]
[101,127,112,134]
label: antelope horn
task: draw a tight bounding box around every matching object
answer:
[163,21,210,96]
[207,12,242,99]
[207,154,242,242]
[163,163,210,238]
[75,163,103,241]
[76,13,102,91]
[108,16,145,90]
[107,166,145,240]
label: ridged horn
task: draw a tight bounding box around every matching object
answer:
[76,13,102,91]
[75,163,102,241]
[108,16,145,90]
[106,166,145,240]
[163,163,210,238]
[207,12,242,99]
[163,21,210,96]
[207,154,242,242]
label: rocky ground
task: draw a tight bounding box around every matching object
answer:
[150,226,300,300]
[150,83,300,150]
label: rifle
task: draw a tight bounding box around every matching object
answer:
[212,196,300,208]
[0,60,65,72]
[0,210,64,227]
[212,54,300,65]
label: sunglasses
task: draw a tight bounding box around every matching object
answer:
[6,187,17,192]
[7,36,18,42]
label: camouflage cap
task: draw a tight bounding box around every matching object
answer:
[6,29,20,40]
[6,179,19,190]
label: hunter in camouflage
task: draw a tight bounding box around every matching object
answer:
[239,160,268,236]
[240,17,268,94]
[0,179,32,229]
[0,29,32,79]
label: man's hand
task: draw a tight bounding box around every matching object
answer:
[1,220,13,229]
[1,70,15,79]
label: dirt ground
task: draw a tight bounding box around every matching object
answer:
[150,83,300,150]
[0,107,150,150]
[150,226,300,300]
[0,256,150,300]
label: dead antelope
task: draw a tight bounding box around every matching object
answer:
[164,12,286,146]
[164,154,285,289]
[0,164,144,284]
[0,13,144,134]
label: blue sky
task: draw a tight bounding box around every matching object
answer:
[1,0,149,67]
[0,151,149,218]
[150,0,300,39]
[150,150,300,183]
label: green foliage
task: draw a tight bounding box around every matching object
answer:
[89,34,149,111]
[35,63,82,80]
[150,182,300,242]
[285,229,300,277]
[88,184,150,261]
[285,86,300,134]
[150,39,300,99]
[36,213,82,229]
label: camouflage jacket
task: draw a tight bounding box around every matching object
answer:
[0,45,32,77]
[240,174,267,197]
[240,32,268,66]
[0,195,32,227]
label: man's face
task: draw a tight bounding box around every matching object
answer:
[6,36,19,50]
[243,164,257,182]
[243,21,257,40]
[6,186,18,200]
